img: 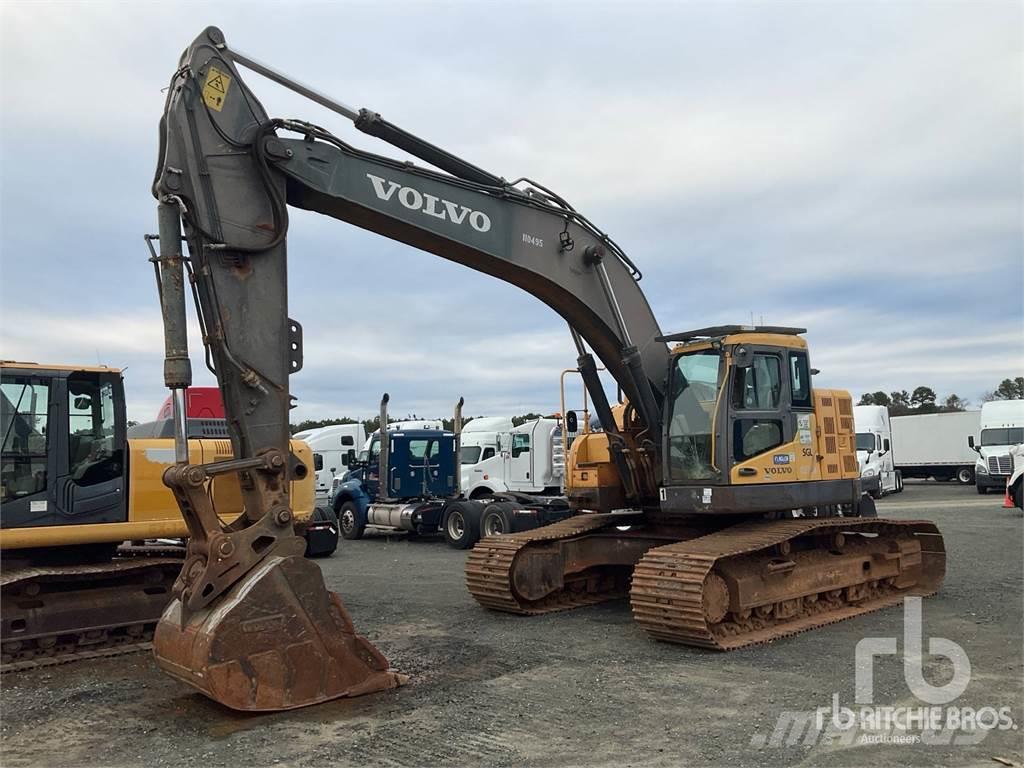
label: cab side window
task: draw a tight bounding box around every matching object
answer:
[732,354,782,410]
[68,375,121,487]
[512,434,530,458]
[1,376,50,503]
[789,351,812,408]
[481,447,495,461]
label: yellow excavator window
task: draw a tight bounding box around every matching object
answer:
[666,350,721,483]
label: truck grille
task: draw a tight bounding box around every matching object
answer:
[988,455,1012,475]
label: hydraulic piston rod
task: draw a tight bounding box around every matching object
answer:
[155,200,192,464]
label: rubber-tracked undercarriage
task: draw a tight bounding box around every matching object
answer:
[467,515,945,649]
[1,547,183,672]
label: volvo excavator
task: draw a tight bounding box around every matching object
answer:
[149,27,945,712]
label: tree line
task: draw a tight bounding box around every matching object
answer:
[858,377,1024,416]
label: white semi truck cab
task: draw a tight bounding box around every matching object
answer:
[852,405,900,496]
[969,400,1024,494]
[293,423,367,505]
[461,418,564,498]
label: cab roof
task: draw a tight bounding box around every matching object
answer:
[1,360,122,374]
[658,325,806,343]
[661,325,808,355]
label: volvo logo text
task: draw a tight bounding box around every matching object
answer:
[366,173,491,233]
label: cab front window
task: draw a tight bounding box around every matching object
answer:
[666,350,722,483]
[855,433,878,452]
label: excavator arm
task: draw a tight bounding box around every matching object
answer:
[150,26,668,711]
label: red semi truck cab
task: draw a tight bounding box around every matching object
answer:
[157,387,224,420]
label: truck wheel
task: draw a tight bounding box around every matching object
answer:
[443,501,482,550]
[338,501,365,540]
[304,506,339,558]
[956,467,974,485]
[481,502,517,537]
[894,471,904,493]
[1014,481,1023,510]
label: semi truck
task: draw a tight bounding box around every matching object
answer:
[330,397,571,548]
[853,406,980,491]
[461,417,565,499]
[968,399,1024,494]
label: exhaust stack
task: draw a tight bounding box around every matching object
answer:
[453,397,464,495]
[379,393,390,500]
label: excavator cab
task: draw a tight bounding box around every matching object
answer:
[658,326,863,516]
[1,363,126,532]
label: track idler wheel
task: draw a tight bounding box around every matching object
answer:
[153,554,404,711]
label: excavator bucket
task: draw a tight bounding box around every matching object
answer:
[153,554,404,712]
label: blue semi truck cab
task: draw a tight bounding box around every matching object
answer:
[332,428,459,540]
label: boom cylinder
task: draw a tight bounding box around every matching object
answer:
[156,201,192,464]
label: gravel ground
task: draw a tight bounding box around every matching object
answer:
[2,482,1021,767]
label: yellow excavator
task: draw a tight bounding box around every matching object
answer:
[0,361,322,670]
[146,27,945,711]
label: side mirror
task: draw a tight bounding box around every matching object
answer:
[733,345,754,368]
[968,436,977,452]
[566,411,578,433]
[881,439,890,455]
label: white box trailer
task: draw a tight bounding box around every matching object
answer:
[854,406,981,492]
[890,411,981,484]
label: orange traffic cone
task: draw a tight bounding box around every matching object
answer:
[1002,482,1015,509]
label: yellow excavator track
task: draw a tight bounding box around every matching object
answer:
[631,518,945,649]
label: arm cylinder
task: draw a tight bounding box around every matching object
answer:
[156,201,193,463]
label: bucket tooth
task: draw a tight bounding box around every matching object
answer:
[153,554,403,711]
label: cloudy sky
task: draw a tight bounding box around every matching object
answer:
[1,1,1020,424]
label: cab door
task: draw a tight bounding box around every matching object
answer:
[727,349,793,482]
[56,371,126,524]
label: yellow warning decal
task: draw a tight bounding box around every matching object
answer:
[202,66,231,112]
